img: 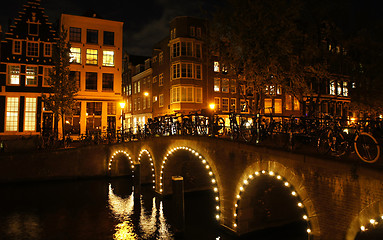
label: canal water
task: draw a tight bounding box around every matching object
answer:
[0,177,308,240]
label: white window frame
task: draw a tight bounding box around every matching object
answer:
[102,50,115,67]
[8,65,21,85]
[159,94,164,107]
[24,97,37,131]
[13,40,22,55]
[26,41,39,57]
[6,97,19,132]
[44,43,52,57]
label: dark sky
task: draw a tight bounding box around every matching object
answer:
[0,0,221,56]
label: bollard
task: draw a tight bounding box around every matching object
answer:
[172,176,185,235]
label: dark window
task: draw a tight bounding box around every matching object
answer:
[102,73,114,91]
[70,71,81,89]
[86,29,98,44]
[69,27,81,42]
[86,102,102,131]
[103,31,114,45]
[85,72,97,90]
[86,102,102,116]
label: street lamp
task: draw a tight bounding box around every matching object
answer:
[209,103,215,110]
[120,102,126,142]
[143,91,149,97]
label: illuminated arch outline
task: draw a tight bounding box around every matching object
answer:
[138,149,156,189]
[159,146,221,221]
[359,215,383,233]
[233,170,313,238]
[108,150,134,172]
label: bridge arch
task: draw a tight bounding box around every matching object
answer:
[346,200,383,240]
[138,149,156,189]
[108,150,134,176]
[232,160,320,239]
[159,146,222,222]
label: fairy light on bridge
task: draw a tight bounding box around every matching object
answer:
[138,149,156,189]
[108,150,133,173]
[359,216,383,233]
[159,146,221,222]
[232,170,312,237]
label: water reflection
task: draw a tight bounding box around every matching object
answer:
[108,183,173,240]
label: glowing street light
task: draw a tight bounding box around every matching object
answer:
[120,102,126,142]
[209,103,215,110]
[143,92,149,97]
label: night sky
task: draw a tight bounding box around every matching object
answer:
[0,0,221,56]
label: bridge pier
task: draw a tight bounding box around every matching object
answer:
[133,163,141,203]
[172,176,185,235]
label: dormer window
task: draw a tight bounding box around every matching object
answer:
[13,40,22,55]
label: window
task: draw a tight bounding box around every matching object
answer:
[28,23,38,35]
[196,27,201,37]
[214,78,220,92]
[293,97,300,110]
[181,42,193,56]
[86,102,102,130]
[153,56,157,63]
[70,47,81,63]
[221,78,229,93]
[343,82,348,96]
[102,73,114,91]
[65,102,81,134]
[13,40,22,54]
[222,98,229,112]
[241,99,249,113]
[145,59,151,69]
[44,43,52,57]
[102,50,114,67]
[286,95,292,110]
[195,88,202,103]
[6,97,19,132]
[133,98,137,111]
[69,27,81,42]
[172,42,180,58]
[159,73,164,86]
[181,87,193,102]
[137,81,141,93]
[214,98,220,110]
[24,97,37,131]
[329,81,335,95]
[133,82,137,94]
[337,82,342,96]
[44,67,53,86]
[172,63,180,79]
[153,96,158,102]
[195,64,202,79]
[137,97,141,110]
[171,87,180,103]
[159,94,164,107]
[214,61,220,72]
[195,44,201,58]
[103,31,114,45]
[26,66,38,86]
[107,102,116,115]
[190,26,195,36]
[8,65,20,85]
[264,99,272,112]
[171,28,176,39]
[153,76,157,83]
[230,98,237,112]
[274,99,282,114]
[159,52,163,63]
[181,63,193,78]
[86,49,98,65]
[27,42,39,57]
[276,85,282,95]
[87,29,98,44]
[230,79,237,93]
[86,72,97,90]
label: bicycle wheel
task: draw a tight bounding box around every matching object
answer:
[216,117,226,136]
[317,128,332,155]
[330,131,347,157]
[354,132,380,163]
[241,121,253,142]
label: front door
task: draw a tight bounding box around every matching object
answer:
[42,112,53,137]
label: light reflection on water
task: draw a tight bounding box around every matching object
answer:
[108,183,173,240]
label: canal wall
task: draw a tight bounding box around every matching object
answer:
[0,145,109,182]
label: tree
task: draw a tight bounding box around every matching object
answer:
[43,26,78,143]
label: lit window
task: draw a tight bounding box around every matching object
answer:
[171,87,180,103]
[70,47,81,63]
[159,94,164,107]
[13,40,22,54]
[137,81,141,93]
[6,97,19,132]
[230,98,236,112]
[222,78,229,93]
[195,64,202,79]
[294,97,300,110]
[181,87,193,102]
[27,42,39,57]
[107,102,116,115]
[159,73,164,86]
[44,43,52,57]
[329,81,335,95]
[241,99,249,113]
[337,82,342,96]
[222,98,229,112]
[153,76,157,83]
[24,97,37,131]
[8,65,20,85]
[230,79,237,93]
[276,85,282,95]
[153,96,158,102]
[137,97,141,110]
[286,95,292,110]
[69,27,81,42]
[264,99,272,113]
[275,99,282,114]
[86,49,98,65]
[102,50,114,67]
[214,61,220,72]
[214,98,220,110]
[195,87,202,103]
[343,82,348,96]
[26,66,38,86]
[214,78,220,92]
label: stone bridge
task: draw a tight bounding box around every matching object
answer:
[1,135,383,239]
[105,136,383,240]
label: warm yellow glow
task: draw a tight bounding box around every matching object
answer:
[120,102,126,109]
[144,92,149,97]
[303,215,308,220]
[307,229,311,233]
[361,226,366,231]
[370,219,376,224]
[209,103,215,110]
[298,202,303,207]
[114,220,137,240]
[291,191,297,196]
